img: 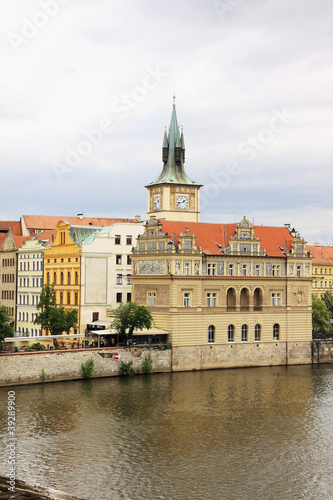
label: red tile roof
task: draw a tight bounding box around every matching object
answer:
[13,236,27,250]
[0,234,6,251]
[22,215,136,231]
[0,221,22,236]
[307,245,333,264]
[159,221,294,257]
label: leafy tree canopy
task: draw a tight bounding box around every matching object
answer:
[34,284,78,336]
[312,295,330,332]
[110,302,153,344]
[322,291,333,315]
[0,304,14,346]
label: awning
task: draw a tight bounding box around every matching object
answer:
[88,327,168,336]
[4,334,85,342]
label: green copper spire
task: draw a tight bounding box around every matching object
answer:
[147,100,201,186]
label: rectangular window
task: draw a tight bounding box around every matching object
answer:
[148,292,156,306]
[297,265,301,277]
[127,293,131,302]
[272,265,280,277]
[184,263,190,276]
[255,264,260,276]
[115,235,121,244]
[92,312,99,322]
[242,264,247,276]
[126,235,132,245]
[207,263,216,276]
[75,292,78,305]
[60,292,63,304]
[127,275,132,285]
[116,255,122,265]
[206,293,217,307]
[127,255,132,265]
[184,292,190,308]
[228,264,234,276]
[116,274,122,285]
[67,292,71,304]
[271,292,281,307]
[116,292,122,303]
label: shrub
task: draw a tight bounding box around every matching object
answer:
[119,360,134,376]
[141,352,153,374]
[26,342,45,351]
[82,358,94,378]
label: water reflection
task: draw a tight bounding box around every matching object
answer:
[1,365,333,499]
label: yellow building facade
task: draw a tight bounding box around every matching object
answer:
[307,245,333,298]
[43,221,86,343]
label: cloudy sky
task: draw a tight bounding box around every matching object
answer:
[1,0,332,243]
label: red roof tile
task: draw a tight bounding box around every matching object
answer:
[159,221,294,257]
[0,234,6,251]
[22,215,136,231]
[13,236,27,250]
[307,245,333,264]
[0,221,22,236]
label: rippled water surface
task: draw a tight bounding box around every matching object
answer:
[1,365,333,499]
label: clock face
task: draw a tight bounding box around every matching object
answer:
[154,195,161,209]
[176,195,188,209]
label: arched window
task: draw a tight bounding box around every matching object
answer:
[75,272,79,285]
[228,324,234,342]
[273,324,279,340]
[208,325,215,343]
[227,288,236,311]
[241,324,248,342]
[53,272,57,285]
[240,288,249,311]
[254,324,261,341]
[68,272,71,285]
[61,272,64,285]
[253,288,262,310]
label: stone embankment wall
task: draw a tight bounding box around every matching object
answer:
[0,347,171,387]
[312,340,333,364]
[0,341,330,387]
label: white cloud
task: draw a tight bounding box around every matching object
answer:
[0,0,332,242]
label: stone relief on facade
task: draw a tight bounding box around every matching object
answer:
[139,243,145,251]
[139,260,165,275]
[233,243,238,252]
[175,261,180,275]
[159,241,165,250]
[294,290,305,305]
[202,262,207,275]
[194,262,200,275]
[266,263,272,276]
[289,264,294,277]
[305,266,309,277]
[239,231,250,239]
[147,242,157,250]
[183,240,192,250]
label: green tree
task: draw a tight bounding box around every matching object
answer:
[322,291,333,315]
[34,285,78,344]
[110,302,153,345]
[0,304,14,347]
[312,295,330,332]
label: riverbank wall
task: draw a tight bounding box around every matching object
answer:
[0,340,326,387]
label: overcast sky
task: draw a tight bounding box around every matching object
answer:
[1,0,332,244]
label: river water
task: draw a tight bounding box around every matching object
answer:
[1,365,333,500]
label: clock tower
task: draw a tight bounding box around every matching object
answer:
[146,98,202,222]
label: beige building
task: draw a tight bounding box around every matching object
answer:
[131,102,313,370]
[16,232,55,337]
